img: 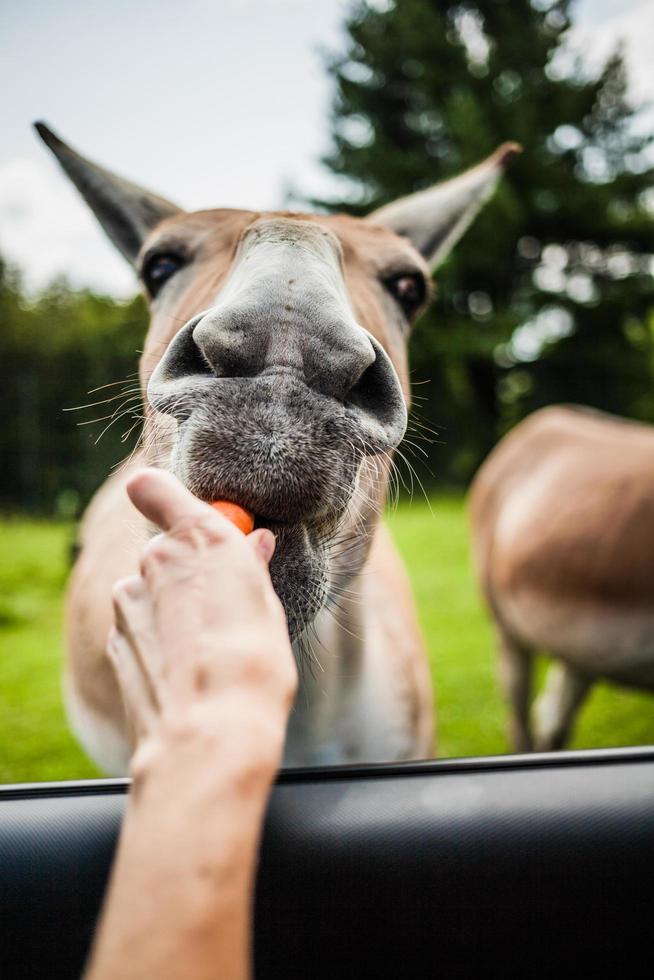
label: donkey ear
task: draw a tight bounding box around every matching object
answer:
[34,121,182,266]
[369,143,521,270]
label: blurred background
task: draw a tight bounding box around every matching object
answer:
[1,0,653,781]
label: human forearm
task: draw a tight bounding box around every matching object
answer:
[86,698,284,980]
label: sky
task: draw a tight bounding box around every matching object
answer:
[1,0,652,296]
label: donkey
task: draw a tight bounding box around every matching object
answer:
[37,121,517,773]
[470,405,654,752]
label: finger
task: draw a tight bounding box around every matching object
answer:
[111,574,164,694]
[126,467,237,536]
[106,626,158,741]
[248,528,276,565]
[112,574,149,637]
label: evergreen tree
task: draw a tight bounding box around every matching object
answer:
[319,0,654,483]
[0,258,148,513]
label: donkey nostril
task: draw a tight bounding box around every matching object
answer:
[344,334,408,451]
[148,315,214,390]
[146,314,218,418]
[183,333,215,378]
[347,359,386,418]
[191,324,222,377]
[322,329,376,403]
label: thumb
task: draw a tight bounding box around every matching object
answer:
[248,528,276,565]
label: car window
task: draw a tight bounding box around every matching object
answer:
[1,0,653,784]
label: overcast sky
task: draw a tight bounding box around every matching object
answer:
[1,0,652,296]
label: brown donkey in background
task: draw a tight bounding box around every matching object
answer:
[471,405,654,752]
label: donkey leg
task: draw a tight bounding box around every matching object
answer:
[496,626,534,753]
[533,661,591,752]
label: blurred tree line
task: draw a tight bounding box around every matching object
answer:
[0,259,147,514]
[1,0,654,513]
[318,0,654,481]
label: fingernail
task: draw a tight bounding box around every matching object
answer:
[255,529,276,563]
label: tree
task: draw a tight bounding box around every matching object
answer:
[0,257,148,513]
[319,0,654,483]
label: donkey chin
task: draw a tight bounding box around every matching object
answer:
[150,369,393,639]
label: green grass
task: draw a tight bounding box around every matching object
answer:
[0,520,100,783]
[1,500,653,783]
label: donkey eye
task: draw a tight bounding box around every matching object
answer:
[384,272,427,319]
[142,253,184,298]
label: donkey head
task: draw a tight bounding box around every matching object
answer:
[36,122,517,638]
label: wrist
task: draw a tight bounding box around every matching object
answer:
[130,693,287,797]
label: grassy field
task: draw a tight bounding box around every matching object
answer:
[1,500,653,783]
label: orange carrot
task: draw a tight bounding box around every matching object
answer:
[210,500,255,535]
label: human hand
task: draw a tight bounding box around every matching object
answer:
[107,468,297,777]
